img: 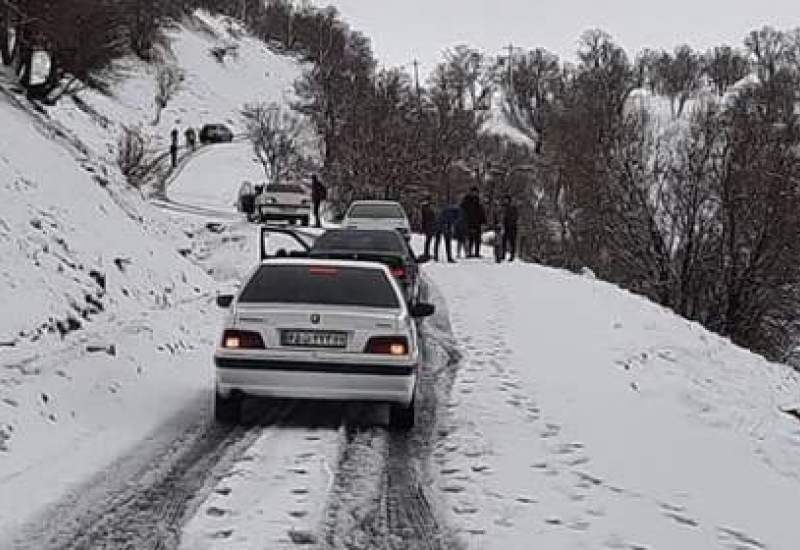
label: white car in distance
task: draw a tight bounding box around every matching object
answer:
[214,258,435,430]
[255,183,311,226]
[342,200,411,240]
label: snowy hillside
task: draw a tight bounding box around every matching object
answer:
[0,10,308,538]
[429,261,800,549]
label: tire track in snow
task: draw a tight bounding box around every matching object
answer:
[14,401,294,550]
[319,279,463,549]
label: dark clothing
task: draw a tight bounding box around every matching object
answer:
[467,226,481,257]
[502,204,519,231]
[311,178,327,203]
[185,128,197,151]
[420,204,438,235]
[460,194,486,227]
[434,206,459,262]
[461,193,486,257]
[502,226,518,261]
[500,203,519,261]
[311,178,326,228]
[241,193,255,216]
[169,144,178,168]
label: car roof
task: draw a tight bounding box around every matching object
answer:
[311,229,406,253]
[348,200,403,206]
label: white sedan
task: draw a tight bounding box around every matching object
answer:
[213,258,435,430]
[254,183,311,225]
[342,200,411,240]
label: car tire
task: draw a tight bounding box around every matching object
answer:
[214,390,242,424]
[301,216,310,227]
[389,397,415,431]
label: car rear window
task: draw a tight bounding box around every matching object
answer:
[239,264,400,308]
[312,230,405,253]
[347,203,405,219]
[267,184,305,194]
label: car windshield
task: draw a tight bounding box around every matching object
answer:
[347,203,405,219]
[239,264,400,308]
[267,184,305,194]
[312,230,405,253]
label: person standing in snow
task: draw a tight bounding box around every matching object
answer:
[501,194,519,262]
[435,203,459,263]
[460,186,486,258]
[311,174,327,228]
[185,127,197,151]
[170,128,179,168]
[420,197,438,260]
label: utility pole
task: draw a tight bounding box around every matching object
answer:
[506,43,514,92]
[412,59,421,107]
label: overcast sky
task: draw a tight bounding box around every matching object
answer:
[314,1,798,79]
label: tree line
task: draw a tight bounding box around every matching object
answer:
[0,0,197,101]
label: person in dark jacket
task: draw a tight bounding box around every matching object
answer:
[501,194,519,261]
[420,197,438,260]
[435,204,459,263]
[185,127,197,151]
[311,174,327,228]
[169,128,179,168]
[460,186,486,258]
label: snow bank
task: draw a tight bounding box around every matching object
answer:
[0,10,309,538]
[427,260,800,549]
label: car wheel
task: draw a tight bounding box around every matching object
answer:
[389,397,415,431]
[214,390,242,424]
[301,216,310,227]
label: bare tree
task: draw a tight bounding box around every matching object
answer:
[703,46,750,96]
[117,125,157,188]
[241,102,303,184]
[153,64,183,124]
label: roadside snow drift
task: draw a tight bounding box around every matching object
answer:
[426,260,800,549]
[0,9,309,540]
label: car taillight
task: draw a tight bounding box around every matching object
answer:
[222,329,265,349]
[391,266,407,279]
[364,336,409,356]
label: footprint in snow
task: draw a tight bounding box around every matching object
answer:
[210,529,233,539]
[453,504,479,515]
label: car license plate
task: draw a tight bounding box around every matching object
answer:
[281,330,347,348]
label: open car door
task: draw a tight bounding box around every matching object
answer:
[259,226,315,260]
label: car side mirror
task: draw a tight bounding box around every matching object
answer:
[410,302,435,318]
[216,294,234,308]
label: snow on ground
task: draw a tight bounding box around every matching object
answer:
[168,142,263,215]
[426,260,800,549]
[0,9,310,540]
[180,425,342,549]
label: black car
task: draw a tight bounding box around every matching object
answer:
[309,229,424,304]
[199,123,234,144]
[258,227,425,304]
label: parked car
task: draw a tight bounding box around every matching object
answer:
[254,183,311,226]
[342,200,411,240]
[214,259,435,430]
[308,229,424,304]
[199,123,234,144]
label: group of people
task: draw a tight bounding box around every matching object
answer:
[420,186,519,264]
[169,127,198,168]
